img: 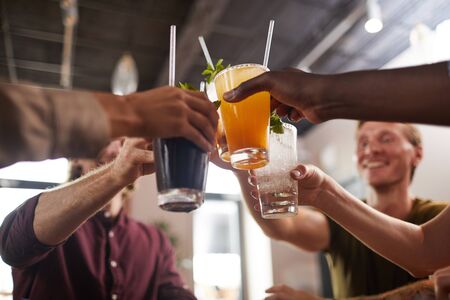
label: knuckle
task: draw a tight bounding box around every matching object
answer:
[195,91,207,101]
[178,91,189,102]
[174,88,184,98]
[169,90,184,103]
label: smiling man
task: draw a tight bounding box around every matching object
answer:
[226,121,448,298]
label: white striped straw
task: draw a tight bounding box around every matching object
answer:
[198,36,214,70]
[169,25,176,86]
[263,20,275,68]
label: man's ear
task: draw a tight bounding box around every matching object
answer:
[413,145,423,167]
[98,139,123,163]
[68,160,83,181]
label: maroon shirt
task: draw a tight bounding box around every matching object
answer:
[0,195,196,300]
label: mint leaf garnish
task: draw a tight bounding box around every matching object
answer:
[178,82,199,91]
[270,112,284,134]
[203,59,230,84]
[179,82,221,110]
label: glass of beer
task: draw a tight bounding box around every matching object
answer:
[214,64,270,170]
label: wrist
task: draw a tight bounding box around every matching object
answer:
[313,174,342,211]
[95,93,144,139]
[105,162,129,189]
[315,74,353,122]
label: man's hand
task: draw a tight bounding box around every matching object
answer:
[265,284,323,300]
[244,164,331,211]
[290,164,331,207]
[110,138,155,186]
[223,69,328,123]
[127,86,218,151]
[434,266,450,300]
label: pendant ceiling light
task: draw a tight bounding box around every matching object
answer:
[364,0,383,34]
[111,52,139,95]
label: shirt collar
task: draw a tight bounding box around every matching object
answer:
[94,208,127,228]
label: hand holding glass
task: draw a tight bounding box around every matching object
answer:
[214,64,270,170]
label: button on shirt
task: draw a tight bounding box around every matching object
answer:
[0,195,196,300]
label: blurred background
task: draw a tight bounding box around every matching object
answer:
[1,0,450,299]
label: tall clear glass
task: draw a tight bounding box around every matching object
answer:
[214,64,270,170]
[254,123,298,219]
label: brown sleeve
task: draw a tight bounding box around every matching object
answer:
[0,83,110,167]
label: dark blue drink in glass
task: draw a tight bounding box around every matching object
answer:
[154,137,209,212]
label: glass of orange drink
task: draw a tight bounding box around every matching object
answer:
[214,64,270,170]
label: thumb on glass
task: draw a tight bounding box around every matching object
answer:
[223,73,271,102]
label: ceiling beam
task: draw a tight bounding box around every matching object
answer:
[0,57,62,74]
[295,1,366,70]
[1,0,18,83]
[0,57,108,80]
[155,0,230,86]
[4,27,165,57]
[64,0,186,23]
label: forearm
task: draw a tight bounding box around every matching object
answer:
[316,176,430,276]
[0,83,110,167]
[322,62,450,126]
[33,163,123,245]
[348,279,434,300]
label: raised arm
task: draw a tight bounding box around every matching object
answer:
[0,138,153,268]
[33,138,154,246]
[0,83,109,166]
[0,83,217,167]
[291,164,450,277]
[224,61,450,126]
